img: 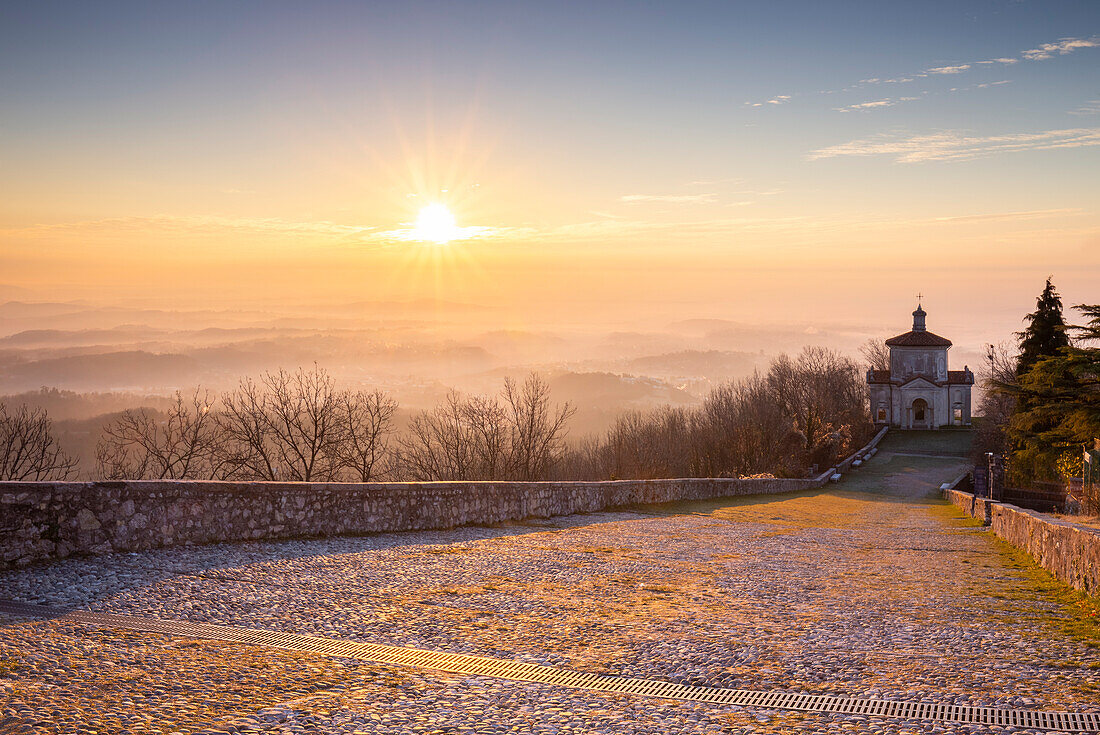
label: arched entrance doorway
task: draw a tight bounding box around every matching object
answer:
[910,398,931,429]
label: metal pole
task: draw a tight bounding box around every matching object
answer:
[990,453,998,499]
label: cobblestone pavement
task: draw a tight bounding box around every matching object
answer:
[3,433,1100,734]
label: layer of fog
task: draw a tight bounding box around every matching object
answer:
[0,298,989,475]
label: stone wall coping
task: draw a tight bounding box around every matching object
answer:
[815,425,891,482]
[993,502,1100,537]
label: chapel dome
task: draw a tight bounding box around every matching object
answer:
[885,303,953,347]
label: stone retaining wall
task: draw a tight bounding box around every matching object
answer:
[992,504,1100,596]
[1,475,826,569]
[835,425,890,474]
[943,486,1100,595]
[944,487,996,525]
[2,427,892,570]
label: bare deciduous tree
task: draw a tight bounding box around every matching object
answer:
[95,426,152,481]
[217,376,279,480]
[399,391,518,481]
[859,338,891,371]
[398,374,574,481]
[973,342,1019,461]
[96,389,226,479]
[692,373,803,477]
[463,394,511,480]
[335,389,398,481]
[503,374,576,481]
[592,371,809,481]
[91,369,398,481]
[554,435,607,480]
[603,407,692,480]
[219,366,347,481]
[560,346,871,482]
[399,391,480,481]
[0,403,78,480]
[767,346,867,461]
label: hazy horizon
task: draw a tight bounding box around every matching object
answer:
[1,289,1089,407]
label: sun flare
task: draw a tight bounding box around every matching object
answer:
[411,203,461,243]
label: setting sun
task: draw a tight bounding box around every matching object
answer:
[411,203,461,243]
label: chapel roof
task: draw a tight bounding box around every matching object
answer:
[885,330,953,347]
[885,302,953,347]
[948,370,973,384]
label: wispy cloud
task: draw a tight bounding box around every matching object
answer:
[619,193,716,204]
[834,97,919,112]
[373,225,506,243]
[684,177,743,187]
[521,208,1090,244]
[1022,36,1100,60]
[841,100,894,110]
[919,36,1096,77]
[931,208,1082,223]
[947,80,1012,93]
[1069,99,1100,116]
[767,36,1098,110]
[4,215,376,238]
[531,215,817,242]
[925,64,971,75]
[3,213,531,247]
[485,206,1091,245]
[808,127,1100,163]
[745,94,791,107]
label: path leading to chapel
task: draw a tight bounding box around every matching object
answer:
[3,431,1099,734]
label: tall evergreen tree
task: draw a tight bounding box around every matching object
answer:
[1016,277,1070,376]
[1061,304,1100,442]
[1007,303,1100,481]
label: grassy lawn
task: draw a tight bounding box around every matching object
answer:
[838,453,966,497]
[875,428,974,457]
[983,532,1100,648]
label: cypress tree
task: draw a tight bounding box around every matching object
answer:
[1016,277,1070,377]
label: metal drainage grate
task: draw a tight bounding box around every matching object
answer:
[2,599,1096,732]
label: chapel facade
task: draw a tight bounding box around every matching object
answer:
[867,304,974,429]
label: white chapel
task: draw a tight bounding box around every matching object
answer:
[867,303,974,429]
